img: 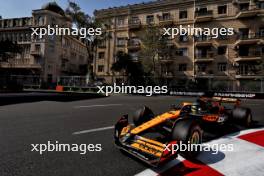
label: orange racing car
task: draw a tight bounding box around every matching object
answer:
[114,96,253,166]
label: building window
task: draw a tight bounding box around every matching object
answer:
[146,15,154,24]
[179,64,187,71]
[195,7,208,16]
[161,13,171,20]
[179,10,188,19]
[218,46,227,55]
[177,48,188,56]
[218,63,227,72]
[239,3,249,11]
[117,38,126,47]
[117,18,125,26]
[197,64,207,72]
[239,28,249,39]
[98,52,105,59]
[259,27,264,37]
[98,65,104,72]
[218,5,227,14]
[257,2,264,9]
[179,34,188,42]
[38,16,44,26]
[130,16,140,24]
[35,44,41,52]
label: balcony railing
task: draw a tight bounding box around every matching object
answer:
[128,18,141,29]
[234,51,262,62]
[195,10,213,17]
[31,50,41,56]
[238,33,263,40]
[195,53,214,62]
[195,36,211,42]
[0,58,41,68]
[195,10,213,22]
[129,18,140,24]
[195,36,213,46]
[159,15,173,25]
[127,40,141,50]
[98,44,106,48]
[236,6,260,18]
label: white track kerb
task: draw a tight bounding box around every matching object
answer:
[135,128,264,176]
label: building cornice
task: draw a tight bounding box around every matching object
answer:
[94,0,232,18]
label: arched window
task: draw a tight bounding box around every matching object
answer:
[38,16,44,26]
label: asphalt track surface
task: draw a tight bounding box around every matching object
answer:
[0,94,263,176]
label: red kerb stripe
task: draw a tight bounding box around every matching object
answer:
[238,130,264,147]
[158,159,223,176]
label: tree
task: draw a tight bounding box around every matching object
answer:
[0,40,22,62]
[139,25,172,76]
[111,51,144,85]
[65,1,102,77]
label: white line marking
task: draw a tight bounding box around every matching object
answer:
[72,126,114,135]
[74,104,122,108]
[135,156,184,176]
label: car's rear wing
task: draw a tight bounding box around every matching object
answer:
[199,96,241,105]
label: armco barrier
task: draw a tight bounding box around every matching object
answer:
[169,90,264,99]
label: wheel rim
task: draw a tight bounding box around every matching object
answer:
[190,131,200,144]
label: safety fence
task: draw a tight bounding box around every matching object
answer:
[1,75,264,93]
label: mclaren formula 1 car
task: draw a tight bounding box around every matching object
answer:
[114,96,253,166]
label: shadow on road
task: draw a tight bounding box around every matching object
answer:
[0,92,106,106]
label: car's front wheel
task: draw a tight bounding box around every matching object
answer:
[171,119,203,158]
[133,106,154,126]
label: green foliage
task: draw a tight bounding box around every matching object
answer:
[66,1,105,75]
[0,40,22,61]
[111,51,144,84]
[139,25,173,76]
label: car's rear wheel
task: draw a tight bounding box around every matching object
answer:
[171,119,202,158]
[232,107,252,127]
[133,106,154,126]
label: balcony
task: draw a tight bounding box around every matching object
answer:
[98,44,106,49]
[195,71,214,78]
[195,53,214,63]
[235,74,260,79]
[31,50,41,56]
[159,57,174,62]
[161,72,174,78]
[235,70,260,79]
[0,58,41,69]
[128,18,141,29]
[195,36,213,47]
[127,41,141,50]
[235,33,264,46]
[234,51,262,62]
[236,7,260,18]
[159,15,173,26]
[195,10,213,22]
